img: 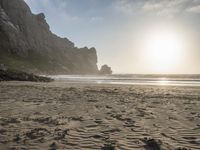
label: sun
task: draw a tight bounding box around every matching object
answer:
[143,28,185,73]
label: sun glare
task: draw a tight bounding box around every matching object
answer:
[143,28,185,73]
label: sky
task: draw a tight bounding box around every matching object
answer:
[24,0,200,74]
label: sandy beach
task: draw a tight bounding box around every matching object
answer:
[0,81,200,150]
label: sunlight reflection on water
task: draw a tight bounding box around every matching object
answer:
[49,75,200,87]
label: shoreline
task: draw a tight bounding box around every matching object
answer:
[1,80,200,88]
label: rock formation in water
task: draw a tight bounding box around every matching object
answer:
[99,64,112,75]
[0,0,98,74]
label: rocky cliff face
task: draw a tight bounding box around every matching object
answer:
[0,0,98,74]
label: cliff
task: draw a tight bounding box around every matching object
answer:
[0,0,98,74]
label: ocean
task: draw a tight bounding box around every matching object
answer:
[48,74,200,87]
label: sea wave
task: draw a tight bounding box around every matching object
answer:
[48,74,200,87]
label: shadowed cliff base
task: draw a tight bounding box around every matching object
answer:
[0,68,53,82]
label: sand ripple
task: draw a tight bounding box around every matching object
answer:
[0,82,200,149]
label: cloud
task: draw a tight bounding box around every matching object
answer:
[113,0,200,18]
[186,5,200,13]
[24,0,50,9]
[89,16,104,23]
[142,0,196,17]
[142,2,163,11]
[113,0,142,16]
[24,0,80,23]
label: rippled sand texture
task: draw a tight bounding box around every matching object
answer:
[0,82,200,150]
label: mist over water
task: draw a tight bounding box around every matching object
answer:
[50,74,200,87]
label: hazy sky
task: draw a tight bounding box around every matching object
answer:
[25,0,200,74]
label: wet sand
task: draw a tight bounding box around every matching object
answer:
[0,81,200,150]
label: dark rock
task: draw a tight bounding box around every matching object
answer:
[54,129,68,140]
[99,64,112,75]
[13,134,21,143]
[142,138,162,150]
[101,144,115,150]
[0,0,98,74]
[0,68,53,82]
[50,142,58,150]
[26,128,50,139]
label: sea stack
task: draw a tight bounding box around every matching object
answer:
[99,64,112,75]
